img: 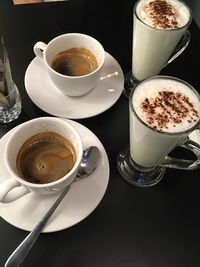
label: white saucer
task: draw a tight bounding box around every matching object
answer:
[0,119,110,233]
[25,52,124,119]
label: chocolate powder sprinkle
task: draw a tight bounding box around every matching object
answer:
[144,0,178,29]
[140,90,199,132]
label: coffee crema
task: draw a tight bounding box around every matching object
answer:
[16,132,76,184]
[51,47,98,76]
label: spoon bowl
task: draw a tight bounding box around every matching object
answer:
[77,146,101,178]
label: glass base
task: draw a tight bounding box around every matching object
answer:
[117,148,166,187]
[0,84,22,124]
[123,71,140,98]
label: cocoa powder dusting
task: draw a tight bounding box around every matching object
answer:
[145,0,178,28]
[140,90,199,132]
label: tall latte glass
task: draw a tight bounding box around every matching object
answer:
[118,76,200,187]
[124,0,192,97]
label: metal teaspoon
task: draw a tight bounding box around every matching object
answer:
[4,146,101,267]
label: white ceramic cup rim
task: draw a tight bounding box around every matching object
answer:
[4,117,83,189]
[44,33,105,79]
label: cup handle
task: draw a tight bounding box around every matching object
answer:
[33,41,47,60]
[162,30,191,69]
[160,138,200,170]
[0,178,30,203]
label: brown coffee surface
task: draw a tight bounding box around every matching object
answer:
[51,47,98,76]
[16,132,76,184]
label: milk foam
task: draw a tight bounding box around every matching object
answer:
[136,0,190,29]
[132,78,200,133]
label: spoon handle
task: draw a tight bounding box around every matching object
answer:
[4,185,71,267]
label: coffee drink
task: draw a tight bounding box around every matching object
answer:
[16,132,76,184]
[1,117,83,201]
[130,76,200,167]
[132,0,191,81]
[51,47,98,76]
[34,33,105,96]
[133,79,199,133]
[137,0,190,29]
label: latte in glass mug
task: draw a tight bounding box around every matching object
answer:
[132,0,191,81]
[130,76,200,168]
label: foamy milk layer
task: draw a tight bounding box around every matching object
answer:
[132,78,200,133]
[136,0,190,29]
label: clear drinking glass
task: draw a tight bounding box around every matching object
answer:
[118,76,200,187]
[0,38,22,123]
[123,0,192,98]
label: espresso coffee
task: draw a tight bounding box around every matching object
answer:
[51,47,98,76]
[16,132,76,184]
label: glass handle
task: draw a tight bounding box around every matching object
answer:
[160,138,200,170]
[162,30,191,69]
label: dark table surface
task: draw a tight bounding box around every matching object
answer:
[0,1,200,267]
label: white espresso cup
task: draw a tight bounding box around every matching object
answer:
[0,117,83,203]
[33,33,105,96]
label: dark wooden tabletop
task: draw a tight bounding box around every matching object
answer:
[0,1,200,267]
